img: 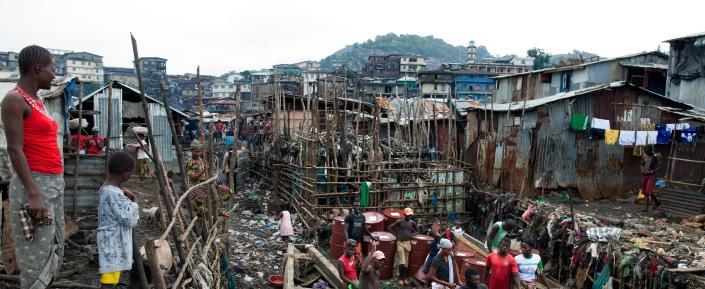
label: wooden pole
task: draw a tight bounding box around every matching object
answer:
[145,240,168,289]
[106,81,113,153]
[197,66,205,147]
[233,82,241,191]
[72,80,83,221]
[131,33,188,267]
[206,125,218,225]
[517,73,531,197]
[131,234,150,289]
[159,83,196,219]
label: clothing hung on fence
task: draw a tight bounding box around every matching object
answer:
[619,131,635,145]
[635,131,648,146]
[646,131,658,145]
[681,128,697,143]
[591,118,611,130]
[605,130,620,145]
[656,130,671,144]
[571,113,589,131]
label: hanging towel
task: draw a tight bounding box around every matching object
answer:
[646,131,658,145]
[655,124,667,131]
[619,130,635,145]
[681,128,697,143]
[588,128,605,140]
[591,118,610,130]
[605,129,620,145]
[571,113,589,131]
[635,131,648,146]
[666,124,676,131]
[656,130,671,144]
[676,123,691,130]
[360,181,371,207]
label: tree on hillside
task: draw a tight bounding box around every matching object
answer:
[527,48,552,70]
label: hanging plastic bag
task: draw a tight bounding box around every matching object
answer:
[636,189,645,204]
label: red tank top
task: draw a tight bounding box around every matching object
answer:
[339,254,358,281]
[12,87,63,174]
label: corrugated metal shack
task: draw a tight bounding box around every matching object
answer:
[462,81,695,200]
[75,81,188,172]
[665,32,705,108]
[492,51,669,103]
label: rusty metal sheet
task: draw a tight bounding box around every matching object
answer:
[512,129,532,194]
[661,188,705,219]
[479,139,496,185]
[492,143,504,186]
[575,139,598,199]
[595,142,625,198]
[521,111,538,130]
[475,140,489,180]
[465,112,478,150]
[501,145,516,172]
[533,121,577,190]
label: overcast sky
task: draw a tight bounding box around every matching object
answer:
[1,0,702,76]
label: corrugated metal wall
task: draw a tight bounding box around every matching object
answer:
[495,79,513,103]
[513,129,532,193]
[64,155,105,214]
[148,103,178,172]
[94,88,123,149]
[122,101,144,118]
[533,100,577,189]
[667,78,705,108]
[586,62,621,84]
[470,85,695,199]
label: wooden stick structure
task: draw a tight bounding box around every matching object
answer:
[145,239,168,289]
[72,80,83,221]
[131,32,190,273]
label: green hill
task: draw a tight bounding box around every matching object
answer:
[320,33,491,71]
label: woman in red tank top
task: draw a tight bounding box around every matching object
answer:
[1,45,65,289]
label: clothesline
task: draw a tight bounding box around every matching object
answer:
[571,113,700,145]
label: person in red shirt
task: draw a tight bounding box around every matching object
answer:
[86,127,105,155]
[337,239,360,288]
[71,131,88,154]
[484,238,521,289]
[2,45,65,289]
[214,120,224,142]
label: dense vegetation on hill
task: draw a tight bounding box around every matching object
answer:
[320,33,491,70]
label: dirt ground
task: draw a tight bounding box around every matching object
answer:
[57,177,163,287]
[539,190,662,220]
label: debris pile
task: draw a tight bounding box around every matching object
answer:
[227,183,301,288]
[468,189,705,289]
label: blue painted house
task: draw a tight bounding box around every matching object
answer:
[453,70,495,101]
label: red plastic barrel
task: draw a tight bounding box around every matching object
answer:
[407,234,434,277]
[367,231,396,280]
[462,257,487,284]
[364,211,385,233]
[329,217,346,259]
[455,251,476,283]
[382,208,404,229]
